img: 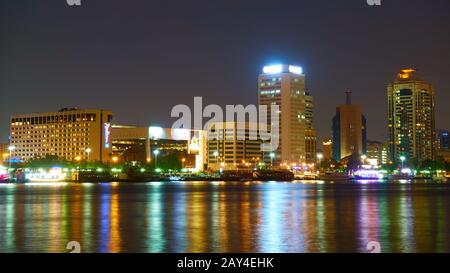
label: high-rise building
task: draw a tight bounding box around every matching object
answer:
[437,130,450,163]
[387,69,435,162]
[9,108,113,162]
[258,64,316,166]
[437,130,449,150]
[304,92,317,163]
[332,92,367,162]
[322,138,333,160]
[381,141,390,165]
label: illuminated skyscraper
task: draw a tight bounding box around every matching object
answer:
[387,69,435,162]
[322,138,333,160]
[437,130,449,151]
[258,64,316,166]
[332,92,367,162]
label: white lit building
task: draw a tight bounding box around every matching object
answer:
[258,64,316,166]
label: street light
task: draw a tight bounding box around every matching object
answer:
[153,149,160,170]
[270,152,275,167]
[85,148,92,162]
[112,156,119,163]
[213,151,219,168]
[361,154,367,165]
[317,153,324,161]
[400,156,406,169]
[181,158,186,169]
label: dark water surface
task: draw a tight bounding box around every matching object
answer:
[0,180,449,253]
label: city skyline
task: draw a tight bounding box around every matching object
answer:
[1,0,450,144]
[1,0,450,257]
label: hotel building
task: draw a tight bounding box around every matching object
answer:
[387,69,435,162]
[258,64,316,166]
[9,108,113,162]
[332,92,367,162]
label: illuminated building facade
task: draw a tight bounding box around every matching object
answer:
[437,130,450,163]
[322,138,332,160]
[258,64,316,166]
[304,93,317,163]
[382,142,390,165]
[332,92,367,162]
[110,126,206,171]
[206,122,268,171]
[366,140,383,166]
[110,125,149,162]
[387,69,435,162]
[437,130,449,150]
[9,108,113,162]
[0,143,7,165]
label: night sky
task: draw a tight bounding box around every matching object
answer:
[1,0,449,144]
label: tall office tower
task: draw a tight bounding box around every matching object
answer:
[437,130,449,150]
[304,92,317,163]
[9,108,113,162]
[332,92,367,162]
[387,69,435,162]
[382,141,390,165]
[322,138,333,160]
[258,64,315,166]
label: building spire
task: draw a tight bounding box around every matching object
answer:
[345,91,352,105]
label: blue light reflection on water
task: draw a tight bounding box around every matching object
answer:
[0,180,449,253]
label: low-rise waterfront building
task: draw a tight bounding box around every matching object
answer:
[9,108,113,162]
[110,125,206,171]
[206,122,270,171]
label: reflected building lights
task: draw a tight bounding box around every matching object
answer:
[148,189,165,252]
[399,194,415,252]
[98,186,111,253]
[357,193,380,252]
[109,188,121,253]
[187,192,207,252]
[82,184,93,251]
[258,185,283,253]
[3,187,16,251]
[172,189,188,252]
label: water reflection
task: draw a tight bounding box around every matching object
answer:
[0,181,449,253]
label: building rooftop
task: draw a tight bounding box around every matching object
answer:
[262,64,303,75]
[395,68,422,81]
